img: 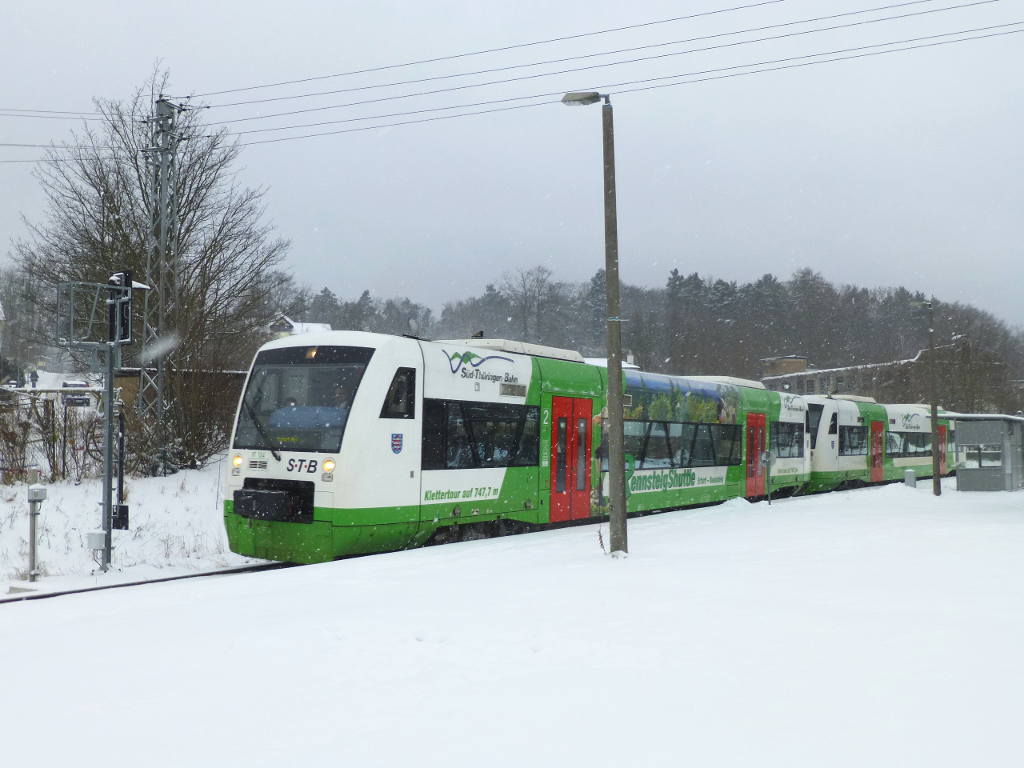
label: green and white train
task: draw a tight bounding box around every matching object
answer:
[223,331,953,563]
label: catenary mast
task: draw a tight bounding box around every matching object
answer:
[140,98,182,473]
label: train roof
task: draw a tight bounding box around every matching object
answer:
[435,338,585,364]
[941,412,1024,423]
[583,357,641,370]
[685,375,765,390]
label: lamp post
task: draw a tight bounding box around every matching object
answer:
[926,299,942,496]
[562,91,628,555]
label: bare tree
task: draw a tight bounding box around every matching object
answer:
[500,265,576,344]
[11,72,290,468]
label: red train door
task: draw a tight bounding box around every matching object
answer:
[745,413,766,497]
[937,424,948,475]
[550,397,593,522]
[870,420,885,483]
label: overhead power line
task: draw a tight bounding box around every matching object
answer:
[0,1,998,156]
[183,0,787,98]
[0,107,100,116]
[203,0,995,111]
[617,23,1020,95]
[203,0,1005,129]
[0,156,114,164]
[3,22,1017,167]
[0,142,113,149]
[1,17,1017,164]
[0,112,101,122]
[0,158,64,164]
[234,23,1022,147]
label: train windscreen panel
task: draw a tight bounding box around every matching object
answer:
[233,345,374,453]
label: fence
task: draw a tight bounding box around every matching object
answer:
[0,389,104,483]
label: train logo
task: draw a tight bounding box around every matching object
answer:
[901,412,922,429]
[391,433,404,454]
[443,349,514,375]
[782,394,804,412]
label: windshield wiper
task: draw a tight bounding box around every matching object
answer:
[243,399,281,462]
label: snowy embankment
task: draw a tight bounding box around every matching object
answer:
[2,479,1023,767]
[1,458,252,588]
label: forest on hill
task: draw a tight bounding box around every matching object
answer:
[3,264,1022,419]
[283,265,1023,408]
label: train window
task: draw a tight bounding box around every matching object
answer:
[838,426,868,456]
[380,367,416,419]
[445,406,474,469]
[888,431,931,458]
[828,413,838,435]
[555,418,568,492]
[623,421,647,464]
[644,423,673,469]
[771,422,805,458]
[712,424,740,466]
[806,404,824,449]
[668,423,693,467]
[625,420,741,469]
[422,399,539,471]
[690,425,717,467]
[576,418,588,491]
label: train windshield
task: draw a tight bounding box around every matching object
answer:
[233,345,375,453]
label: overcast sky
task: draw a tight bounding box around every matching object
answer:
[2,0,1021,330]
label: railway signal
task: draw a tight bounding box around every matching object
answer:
[56,272,149,571]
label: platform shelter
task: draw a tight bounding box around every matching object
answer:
[952,414,1024,492]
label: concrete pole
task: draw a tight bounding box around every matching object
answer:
[602,96,628,556]
[929,300,942,496]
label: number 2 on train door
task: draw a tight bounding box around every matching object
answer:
[550,396,593,523]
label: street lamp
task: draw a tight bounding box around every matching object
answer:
[562,90,628,556]
[911,297,943,497]
[925,299,942,496]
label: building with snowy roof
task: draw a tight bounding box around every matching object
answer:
[268,314,333,337]
[761,349,945,399]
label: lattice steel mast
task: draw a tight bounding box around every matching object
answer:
[140,98,182,471]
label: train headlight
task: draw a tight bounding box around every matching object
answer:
[323,458,336,473]
[232,454,244,468]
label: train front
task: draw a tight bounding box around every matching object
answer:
[222,332,422,562]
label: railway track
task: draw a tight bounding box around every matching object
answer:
[0,561,297,605]
[1,479,934,605]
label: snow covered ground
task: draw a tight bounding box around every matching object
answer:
[2,475,1023,767]
[1,458,253,590]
